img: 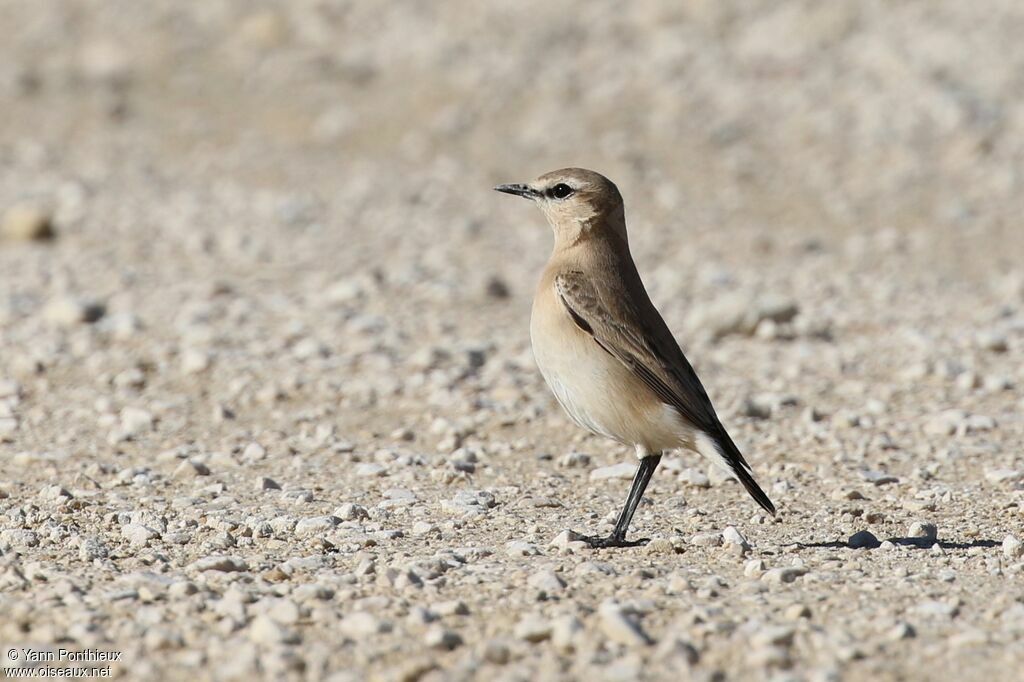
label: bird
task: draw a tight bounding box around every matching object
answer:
[495,168,775,548]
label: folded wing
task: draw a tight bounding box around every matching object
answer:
[555,270,775,515]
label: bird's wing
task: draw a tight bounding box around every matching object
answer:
[554,270,775,515]
[554,270,718,432]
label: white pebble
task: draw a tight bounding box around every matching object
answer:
[590,461,636,480]
[598,601,652,646]
[424,625,462,650]
[514,615,552,643]
[1003,535,1023,559]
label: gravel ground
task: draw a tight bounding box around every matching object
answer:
[2,2,1024,681]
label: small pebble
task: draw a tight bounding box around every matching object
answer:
[340,612,390,637]
[506,541,541,557]
[528,568,567,595]
[334,503,370,521]
[550,615,584,653]
[762,567,808,584]
[888,621,917,640]
[590,462,637,480]
[908,522,938,542]
[559,452,591,468]
[985,469,1023,485]
[598,601,652,646]
[482,639,510,664]
[173,459,210,479]
[784,604,811,620]
[258,477,281,491]
[1003,535,1023,559]
[44,297,105,326]
[848,530,881,549]
[190,556,248,572]
[2,204,54,241]
[744,559,766,578]
[514,614,552,643]
[690,532,723,547]
[680,468,710,488]
[722,526,750,550]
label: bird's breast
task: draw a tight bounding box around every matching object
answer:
[530,280,691,453]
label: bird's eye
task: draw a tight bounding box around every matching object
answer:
[549,183,574,200]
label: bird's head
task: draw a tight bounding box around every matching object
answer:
[495,168,626,245]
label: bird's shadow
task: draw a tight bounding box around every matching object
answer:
[789,538,1000,551]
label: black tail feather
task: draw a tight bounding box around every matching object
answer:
[732,460,776,516]
[715,429,776,516]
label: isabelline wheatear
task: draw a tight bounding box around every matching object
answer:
[496,168,775,548]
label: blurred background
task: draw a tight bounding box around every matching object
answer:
[3,1,1023,277]
[2,0,1024,499]
[2,3,1024,680]
[2,1,1023,421]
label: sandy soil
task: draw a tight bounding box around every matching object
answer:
[1,2,1023,681]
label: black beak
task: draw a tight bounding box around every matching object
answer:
[494,183,539,200]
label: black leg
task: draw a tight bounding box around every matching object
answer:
[581,454,662,549]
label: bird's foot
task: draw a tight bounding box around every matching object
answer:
[577,532,649,549]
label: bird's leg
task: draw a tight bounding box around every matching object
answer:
[582,453,662,549]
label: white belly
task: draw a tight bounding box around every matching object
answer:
[536,348,620,442]
[530,304,694,454]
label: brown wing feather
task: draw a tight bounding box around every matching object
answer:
[555,270,775,515]
[554,270,718,434]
